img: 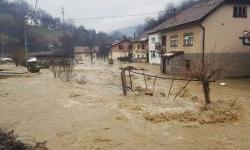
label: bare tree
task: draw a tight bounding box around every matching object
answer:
[142,0,200,32]
[12,48,25,67]
[60,32,74,56]
[182,54,230,106]
[57,58,75,82]
[86,30,97,64]
[49,57,58,79]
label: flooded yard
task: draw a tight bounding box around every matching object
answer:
[0,60,250,150]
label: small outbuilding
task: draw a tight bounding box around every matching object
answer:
[74,46,99,63]
[162,51,185,75]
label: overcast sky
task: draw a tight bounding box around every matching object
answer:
[25,0,183,32]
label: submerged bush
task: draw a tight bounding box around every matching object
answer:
[0,129,48,150]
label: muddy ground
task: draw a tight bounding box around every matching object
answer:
[0,60,250,150]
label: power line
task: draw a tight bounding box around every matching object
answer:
[32,0,39,18]
[33,0,39,13]
[69,11,163,21]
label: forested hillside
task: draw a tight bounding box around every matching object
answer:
[0,0,113,58]
[136,0,201,34]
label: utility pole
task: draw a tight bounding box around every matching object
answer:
[1,34,4,58]
[24,24,28,65]
[61,5,65,23]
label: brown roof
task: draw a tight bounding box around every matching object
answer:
[163,51,184,59]
[111,39,131,46]
[132,33,149,43]
[74,46,99,54]
[149,0,224,34]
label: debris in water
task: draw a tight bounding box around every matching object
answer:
[144,100,242,124]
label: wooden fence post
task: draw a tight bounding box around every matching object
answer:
[167,75,175,100]
[129,70,133,90]
[121,68,127,96]
[152,75,157,94]
[143,73,148,90]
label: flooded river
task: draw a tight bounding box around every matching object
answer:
[0,60,250,150]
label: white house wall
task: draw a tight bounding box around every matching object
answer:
[148,33,161,64]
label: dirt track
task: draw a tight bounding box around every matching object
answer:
[0,61,250,150]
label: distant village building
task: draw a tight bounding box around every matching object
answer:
[148,0,250,77]
[111,38,132,60]
[74,46,99,62]
[24,15,42,26]
[132,36,148,62]
[147,32,163,65]
[25,17,36,26]
[29,50,71,67]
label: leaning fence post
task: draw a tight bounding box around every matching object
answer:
[129,70,133,90]
[143,73,148,90]
[121,68,127,96]
[152,75,157,94]
[167,75,175,100]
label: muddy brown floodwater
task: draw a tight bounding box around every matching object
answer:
[0,60,250,150]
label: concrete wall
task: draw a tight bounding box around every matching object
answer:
[202,4,250,53]
[165,25,203,53]
[148,33,161,64]
[164,3,250,54]
[164,54,185,75]
[162,53,250,77]
[184,53,250,77]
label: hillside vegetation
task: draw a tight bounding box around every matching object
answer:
[0,0,113,58]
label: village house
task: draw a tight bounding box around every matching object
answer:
[74,46,99,63]
[24,15,42,26]
[147,32,163,65]
[148,0,250,77]
[132,36,148,62]
[111,38,132,60]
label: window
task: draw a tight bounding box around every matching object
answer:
[152,52,156,58]
[129,45,132,49]
[184,33,193,46]
[155,42,161,50]
[137,44,141,50]
[185,60,191,71]
[243,37,250,45]
[161,36,166,46]
[170,35,178,47]
[119,45,123,50]
[234,6,247,18]
[151,37,156,43]
[240,31,250,45]
[142,44,145,50]
[245,38,250,44]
